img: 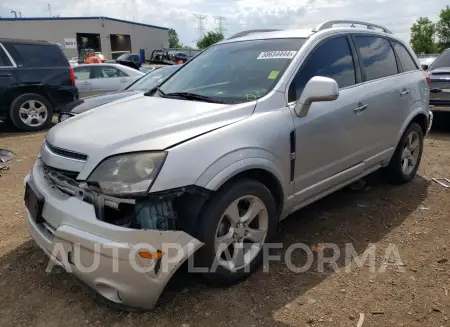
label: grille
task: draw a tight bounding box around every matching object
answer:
[45,140,88,161]
[43,164,79,180]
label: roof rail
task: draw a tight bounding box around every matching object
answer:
[227,29,281,40]
[313,20,392,34]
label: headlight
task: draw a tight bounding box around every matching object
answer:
[87,152,167,197]
[59,113,74,122]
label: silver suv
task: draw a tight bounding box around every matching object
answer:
[24,20,433,310]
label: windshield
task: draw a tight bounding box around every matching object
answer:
[117,53,132,60]
[127,65,181,91]
[429,49,450,70]
[159,38,306,104]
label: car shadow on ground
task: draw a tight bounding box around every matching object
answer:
[0,117,57,138]
[430,112,450,134]
[0,171,430,326]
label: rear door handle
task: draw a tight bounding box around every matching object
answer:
[353,104,368,113]
[400,89,411,97]
[0,73,12,77]
[120,78,128,83]
[82,81,90,85]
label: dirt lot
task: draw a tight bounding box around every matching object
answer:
[1,116,450,327]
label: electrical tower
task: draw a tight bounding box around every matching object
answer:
[214,16,227,34]
[194,14,207,39]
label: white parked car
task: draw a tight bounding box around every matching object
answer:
[73,63,144,98]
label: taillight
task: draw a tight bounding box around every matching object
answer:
[424,71,431,87]
[69,67,75,86]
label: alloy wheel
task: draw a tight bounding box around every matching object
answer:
[401,130,420,176]
[214,195,269,271]
[19,100,48,127]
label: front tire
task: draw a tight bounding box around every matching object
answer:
[195,179,278,285]
[384,122,424,184]
[9,93,53,131]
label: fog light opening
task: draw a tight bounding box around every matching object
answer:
[96,282,123,303]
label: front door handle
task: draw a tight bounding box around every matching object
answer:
[400,89,411,97]
[120,78,128,83]
[82,81,90,85]
[353,104,368,113]
[0,73,12,77]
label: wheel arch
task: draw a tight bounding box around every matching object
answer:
[6,85,50,109]
[204,159,286,216]
[396,105,429,145]
[410,112,428,136]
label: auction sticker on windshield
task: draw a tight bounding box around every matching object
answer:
[257,51,297,60]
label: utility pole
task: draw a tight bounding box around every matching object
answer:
[214,16,227,34]
[194,14,207,40]
[11,11,17,18]
[19,12,22,18]
[48,4,52,17]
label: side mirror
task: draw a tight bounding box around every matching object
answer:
[294,76,339,117]
[421,64,429,71]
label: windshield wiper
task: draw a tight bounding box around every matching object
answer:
[162,92,225,103]
[144,86,165,97]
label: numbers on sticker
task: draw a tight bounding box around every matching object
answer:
[257,51,297,60]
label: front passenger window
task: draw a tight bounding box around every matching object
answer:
[288,36,356,102]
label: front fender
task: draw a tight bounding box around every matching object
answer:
[195,150,288,195]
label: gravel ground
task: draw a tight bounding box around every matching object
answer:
[0,115,449,327]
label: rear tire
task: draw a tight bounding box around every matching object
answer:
[384,122,423,184]
[194,179,278,285]
[9,93,53,131]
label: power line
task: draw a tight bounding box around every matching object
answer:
[215,16,227,34]
[224,11,442,28]
[194,14,207,40]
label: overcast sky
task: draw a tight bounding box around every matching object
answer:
[0,0,448,47]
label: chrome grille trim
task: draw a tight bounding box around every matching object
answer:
[44,140,88,162]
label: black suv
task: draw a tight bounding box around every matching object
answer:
[0,38,78,131]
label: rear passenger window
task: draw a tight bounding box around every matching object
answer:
[0,46,12,67]
[73,66,91,80]
[392,42,418,72]
[354,36,398,81]
[5,43,68,67]
[91,66,127,78]
[288,36,356,102]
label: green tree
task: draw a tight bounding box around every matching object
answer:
[410,17,436,54]
[197,31,224,49]
[168,28,181,48]
[436,5,450,51]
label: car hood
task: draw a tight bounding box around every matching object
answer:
[65,90,144,114]
[47,96,255,170]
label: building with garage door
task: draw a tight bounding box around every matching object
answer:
[0,16,169,60]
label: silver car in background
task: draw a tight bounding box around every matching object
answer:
[25,20,432,310]
[427,48,450,113]
[73,63,144,98]
[58,64,182,122]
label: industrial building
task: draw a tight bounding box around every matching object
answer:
[0,17,169,60]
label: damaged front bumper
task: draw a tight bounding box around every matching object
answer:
[24,159,203,310]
